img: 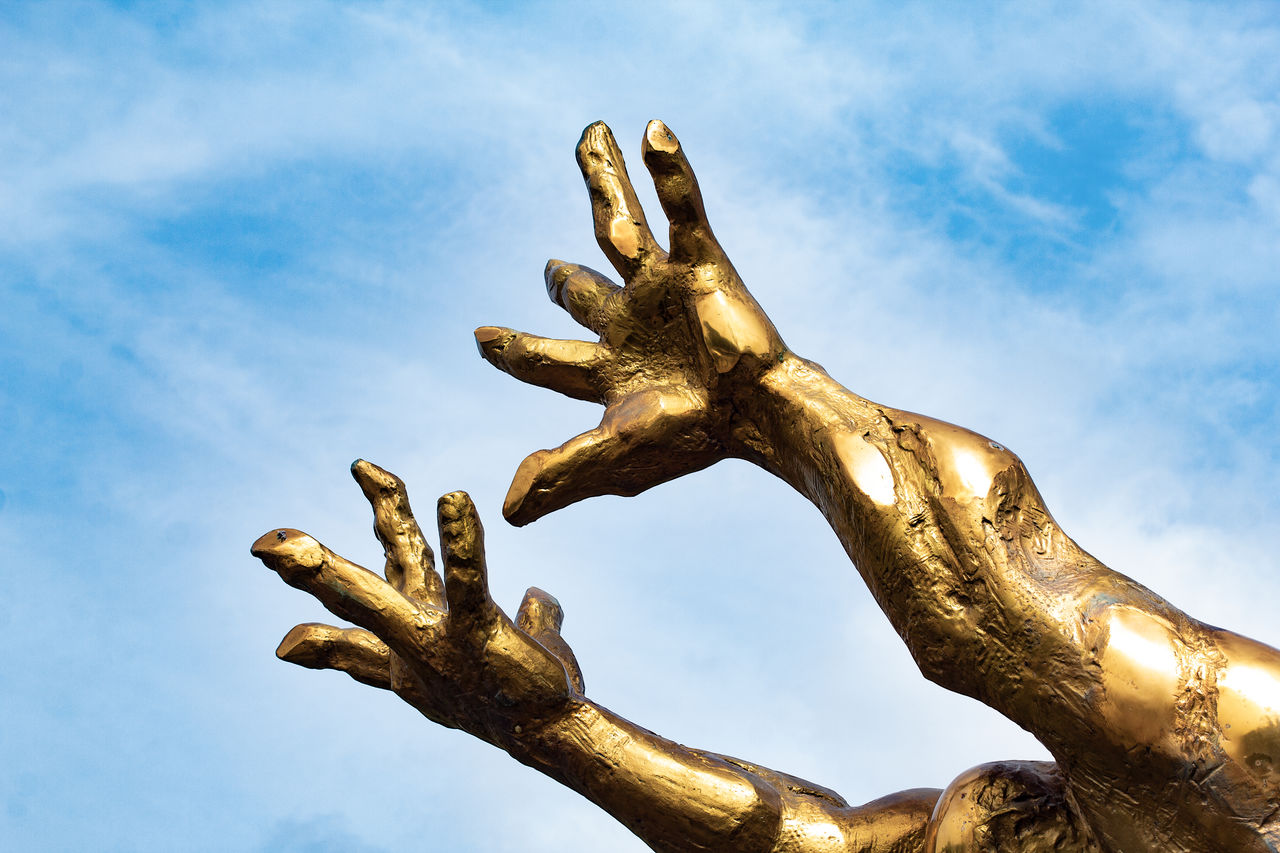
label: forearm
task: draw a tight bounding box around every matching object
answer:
[734,352,1002,622]
[505,697,782,851]
[732,353,1107,727]
[504,697,933,852]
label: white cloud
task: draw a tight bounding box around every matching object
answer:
[4,2,1279,850]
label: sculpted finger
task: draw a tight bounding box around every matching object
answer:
[437,491,497,629]
[474,326,608,404]
[276,623,392,689]
[517,587,585,694]
[516,586,565,636]
[577,120,665,279]
[642,119,721,264]
[502,386,719,526]
[544,259,621,335]
[252,528,438,653]
[350,459,443,607]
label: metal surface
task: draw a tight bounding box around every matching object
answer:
[254,121,1280,851]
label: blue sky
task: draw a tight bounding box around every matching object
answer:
[3,2,1279,850]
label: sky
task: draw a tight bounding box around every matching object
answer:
[2,1,1279,850]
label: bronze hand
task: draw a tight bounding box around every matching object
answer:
[476,120,784,525]
[252,460,581,747]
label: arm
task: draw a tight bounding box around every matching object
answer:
[474,119,1101,729]
[475,121,1280,850]
[252,460,939,853]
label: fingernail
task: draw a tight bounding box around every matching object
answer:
[250,529,324,570]
[544,260,569,301]
[644,119,678,153]
[473,326,510,358]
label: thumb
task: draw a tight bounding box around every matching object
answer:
[503,386,719,526]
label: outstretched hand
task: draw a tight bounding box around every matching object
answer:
[251,460,583,747]
[477,120,786,525]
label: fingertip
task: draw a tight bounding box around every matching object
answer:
[544,259,568,301]
[473,326,513,360]
[350,458,377,488]
[474,325,506,345]
[436,489,475,522]
[275,625,314,663]
[643,119,679,155]
[252,531,330,594]
[502,452,546,526]
[350,458,399,493]
[576,120,612,157]
[251,527,314,560]
[501,494,526,526]
[520,586,565,630]
[438,490,487,554]
[525,585,555,603]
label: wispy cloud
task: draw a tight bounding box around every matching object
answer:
[3,2,1278,850]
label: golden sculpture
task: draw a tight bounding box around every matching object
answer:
[252,121,1280,852]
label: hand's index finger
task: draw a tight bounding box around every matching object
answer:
[642,120,721,265]
[438,491,497,631]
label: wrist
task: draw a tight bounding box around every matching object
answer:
[490,693,584,758]
[726,351,832,464]
[504,697,785,850]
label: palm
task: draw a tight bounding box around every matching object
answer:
[477,121,784,525]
